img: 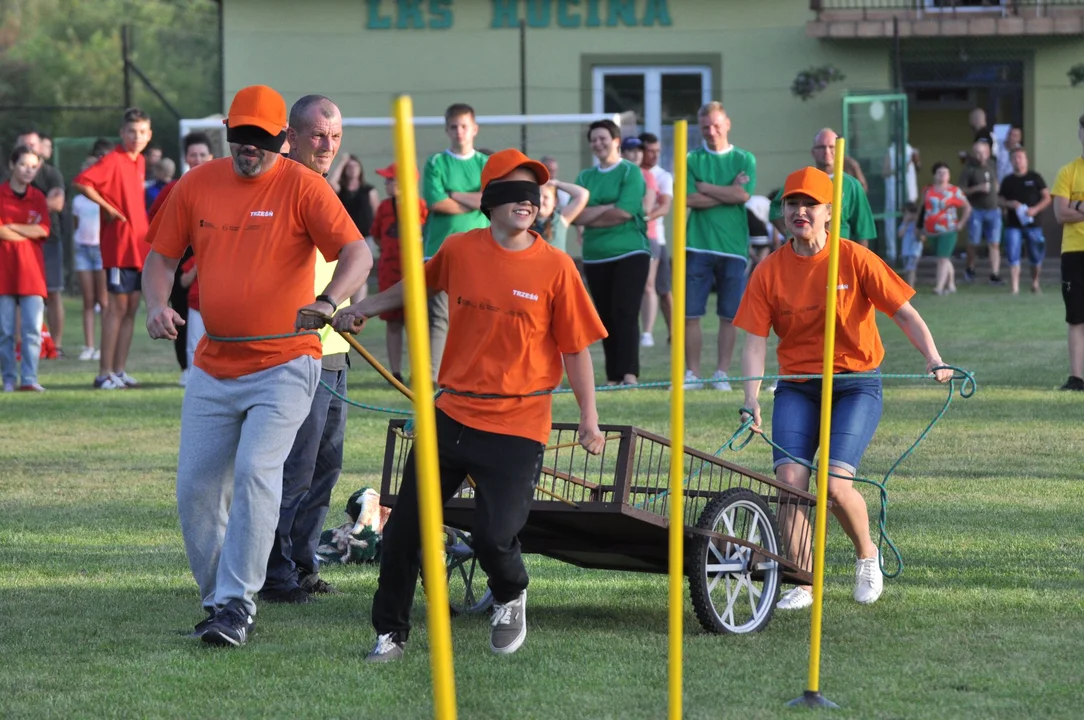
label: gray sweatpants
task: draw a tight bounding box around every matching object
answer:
[176,355,319,615]
[428,291,449,382]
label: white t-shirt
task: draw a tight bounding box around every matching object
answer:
[72,194,101,247]
[648,164,674,244]
[885,143,919,205]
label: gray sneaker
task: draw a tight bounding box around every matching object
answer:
[489,590,527,655]
[366,633,405,663]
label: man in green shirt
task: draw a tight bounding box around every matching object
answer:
[685,102,756,392]
[421,103,489,379]
[769,128,877,248]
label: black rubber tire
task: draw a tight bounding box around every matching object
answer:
[688,487,781,634]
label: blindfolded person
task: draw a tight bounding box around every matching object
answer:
[734,167,952,612]
[333,148,607,662]
[142,84,372,648]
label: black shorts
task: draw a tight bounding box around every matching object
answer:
[107,267,142,295]
[655,244,672,295]
[1063,252,1084,325]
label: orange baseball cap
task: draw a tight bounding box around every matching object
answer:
[781,167,834,205]
[223,85,287,136]
[376,162,419,180]
[481,148,549,190]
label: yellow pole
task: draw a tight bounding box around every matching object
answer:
[667,119,688,720]
[392,95,457,720]
[789,138,846,710]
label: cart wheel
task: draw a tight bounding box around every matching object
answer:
[688,488,781,634]
[444,528,493,617]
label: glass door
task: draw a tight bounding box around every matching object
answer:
[592,65,712,170]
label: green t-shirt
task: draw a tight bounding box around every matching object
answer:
[769,172,876,243]
[422,149,489,257]
[686,145,757,258]
[575,159,648,263]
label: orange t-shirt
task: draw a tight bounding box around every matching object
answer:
[425,228,607,444]
[146,156,362,379]
[733,239,914,376]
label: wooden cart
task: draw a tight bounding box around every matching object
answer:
[380,420,818,634]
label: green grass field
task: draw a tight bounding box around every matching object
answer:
[1,287,1081,719]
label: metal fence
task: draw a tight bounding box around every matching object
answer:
[811,0,1084,16]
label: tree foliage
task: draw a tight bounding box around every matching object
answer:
[0,0,220,161]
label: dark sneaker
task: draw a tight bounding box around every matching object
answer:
[989,274,1005,285]
[188,610,217,638]
[299,574,341,595]
[489,590,527,655]
[201,602,254,647]
[1060,376,1084,392]
[258,586,313,604]
[366,633,406,663]
[964,267,976,282]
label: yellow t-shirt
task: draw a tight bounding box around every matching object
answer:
[1052,157,1084,253]
[314,255,350,355]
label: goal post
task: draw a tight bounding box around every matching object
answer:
[178,111,631,175]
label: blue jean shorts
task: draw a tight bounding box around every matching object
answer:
[1002,226,1045,267]
[686,251,746,320]
[771,371,883,475]
[968,208,1002,245]
[74,244,103,273]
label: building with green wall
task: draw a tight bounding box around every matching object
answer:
[220,0,1084,247]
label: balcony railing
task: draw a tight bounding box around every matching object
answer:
[811,0,1084,19]
[808,0,1084,37]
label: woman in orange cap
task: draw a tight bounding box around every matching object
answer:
[733,166,952,611]
[334,148,607,663]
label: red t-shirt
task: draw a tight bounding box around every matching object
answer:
[181,256,200,311]
[0,182,51,297]
[73,147,150,270]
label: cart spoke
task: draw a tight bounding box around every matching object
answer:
[723,576,739,626]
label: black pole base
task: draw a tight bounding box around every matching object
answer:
[786,691,840,709]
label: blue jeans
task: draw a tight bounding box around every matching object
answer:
[1003,226,1046,267]
[0,295,45,387]
[264,365,348,591]
[686,251,747,320]
[968,208,1002,245]
[771,372,883,475]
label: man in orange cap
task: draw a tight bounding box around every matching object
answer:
[141,84,373,648]
[334,148,607,662]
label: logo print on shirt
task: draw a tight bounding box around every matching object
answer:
[513,290,539,301]
[837,284,850,290]
[250,210,274,217]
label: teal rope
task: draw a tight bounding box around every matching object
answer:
[639,366,976,579]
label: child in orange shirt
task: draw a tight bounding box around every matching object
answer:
[334,149,607,662]
[370,163,428,383]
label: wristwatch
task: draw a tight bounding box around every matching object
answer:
[315,294,338,310]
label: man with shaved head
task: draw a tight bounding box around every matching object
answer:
[769,128,877,248]
[261,93,364,604]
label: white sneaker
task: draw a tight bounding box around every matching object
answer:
[115,371,140,388]
[683,369,702,390]
[710,370,732,391]
[93,374,124,390]
[78,346,96,361]
[178,369,189,388]
[640,332,655,348]
[854,557,883,604]
[776,587,813,610]
[92,348,100,360]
